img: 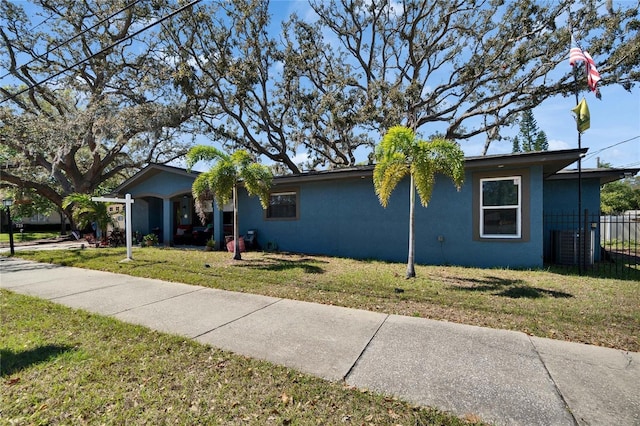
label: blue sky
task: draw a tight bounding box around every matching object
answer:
[269,0,639,170]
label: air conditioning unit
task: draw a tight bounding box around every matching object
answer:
[552,230,594,265]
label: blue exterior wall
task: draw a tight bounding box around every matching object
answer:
[238,166,546,268]
[542,177,602,261]
[543,178,601,215]
[125,172,195,198]
[122,170,195,240]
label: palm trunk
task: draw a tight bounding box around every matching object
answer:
[406,174,416,278]
[232,184,242,260]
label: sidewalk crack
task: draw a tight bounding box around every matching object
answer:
[191,298,284,339]
[528,336,580,426]
[342,314,390,382]
[109,287,207,316]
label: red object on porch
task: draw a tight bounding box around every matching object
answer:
[226,237,245,253]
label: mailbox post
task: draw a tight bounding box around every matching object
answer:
[92,194,135,261]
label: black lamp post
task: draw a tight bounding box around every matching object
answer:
[3,199,15,256]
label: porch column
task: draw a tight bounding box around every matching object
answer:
[213,199,224,250]
[163,197,172,246]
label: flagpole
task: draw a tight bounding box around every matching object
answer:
[572,65,583,275]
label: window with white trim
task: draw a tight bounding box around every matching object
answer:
[266,191,298,219]
[480,176,521,238]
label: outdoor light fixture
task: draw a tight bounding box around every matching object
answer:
[2,198,15,256]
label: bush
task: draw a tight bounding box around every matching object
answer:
[143,233,159,246]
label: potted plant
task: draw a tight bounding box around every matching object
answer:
[205,239,216,251]
[143,233,158,247]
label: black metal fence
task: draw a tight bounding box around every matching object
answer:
[543,210,639,278]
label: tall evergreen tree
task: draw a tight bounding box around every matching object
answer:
[512,110,548,153]
[535,131,549,151]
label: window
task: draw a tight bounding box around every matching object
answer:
[266,191,298,219]
[480,176,521,238]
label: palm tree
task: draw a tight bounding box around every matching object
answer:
[62,193,115,241]
[186,146,272,260]
[373,126,464,278]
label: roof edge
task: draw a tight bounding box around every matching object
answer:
[547,167,640,185]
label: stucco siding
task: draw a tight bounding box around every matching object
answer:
[125,172,195,199]
[543,178,601,215]
[131,198,149,235]
[543,177,602,262]
[238,168,545,268]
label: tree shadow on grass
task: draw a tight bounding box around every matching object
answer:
[498,286,573,299]
[238,257,326,274]
[451,276,524,292]
[126,260,169,269]
[1,344,75,377]
[451,276,573,299]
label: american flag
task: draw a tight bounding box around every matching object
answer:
[583,51,602,93]
[569,35,601,94]
[569,35,587,66]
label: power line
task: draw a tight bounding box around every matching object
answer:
[620,161,640,168]
[584,135,640,161]
[0,0,144,82]
[0,0,201,106]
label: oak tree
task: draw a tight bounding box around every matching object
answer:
[0,0,199,227]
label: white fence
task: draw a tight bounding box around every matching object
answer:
[600,211,640,244]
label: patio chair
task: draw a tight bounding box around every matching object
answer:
[245,229,257,249]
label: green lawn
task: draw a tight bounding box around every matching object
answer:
[0,231,60,244]
[15,247,640,352]
[1,291,481,425]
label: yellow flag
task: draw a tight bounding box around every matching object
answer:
[571,98,590,133]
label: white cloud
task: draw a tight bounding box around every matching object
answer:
[548,139,572,151]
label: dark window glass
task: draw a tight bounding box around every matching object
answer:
[267,192,297,219]
[482,179,518,206]
[482,208,518,235]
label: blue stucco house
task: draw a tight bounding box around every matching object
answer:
[114,148,638,269]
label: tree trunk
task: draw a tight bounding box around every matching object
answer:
[59,208,67,235]
[232,184,242,260]
[406,175,416,278]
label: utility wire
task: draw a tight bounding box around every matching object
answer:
[620,161,640,168]
[0,0,201,106]
[0,0,144,82]
[584,135,640,161]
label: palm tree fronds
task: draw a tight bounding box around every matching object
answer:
[208,161,236,207]
[376,126,416,160]
[192,172,214,224]
[422,138,465,190]
[62,193,115,233]
[242,163,274,209]
[373,154,409,207]
[185,145,229,171]
[373,125,465,278]
[411,159,436,208]
[231,150,253,168]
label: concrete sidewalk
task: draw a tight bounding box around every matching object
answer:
[1,256,638,425]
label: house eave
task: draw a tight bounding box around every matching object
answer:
[547,167,640,185]
[464,148,587,177]
[114,163,200,194]
[273,166,375,185]
[273,148,588,185]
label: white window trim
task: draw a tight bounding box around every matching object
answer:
[480,176,521,239]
